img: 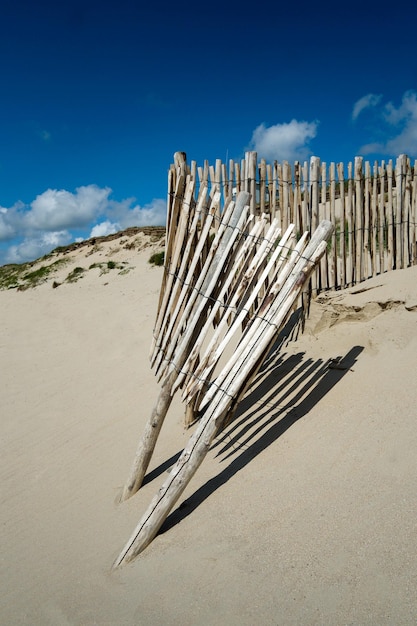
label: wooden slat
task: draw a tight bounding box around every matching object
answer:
[371,161,378,276]
[282,161,290,234]
[387,160,394,270]
[266,163,273,217]
[302,161,310,234]
[271,161,279,221]
[259,158,266,214]
[395,156,402,269]
[293,162,302,236]
[234,161,241,196]
[221,161,229,203]
[288,162,295,224]
[309,156,320,293]
[395,154,407,269]
[378,161,386,274]
[346,162,354,285]
[329,162,336,289]
[364,160,371,279]
[404,157,410,266]
[354,156,364,283]
[411,160,417,265]
[320,161,328,290]
[247,151,257,215]
[337,162,346,288]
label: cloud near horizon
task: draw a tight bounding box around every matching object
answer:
[0,185,167,264]
[248,119,318,162]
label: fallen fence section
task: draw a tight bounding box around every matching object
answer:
[115,153,334,565]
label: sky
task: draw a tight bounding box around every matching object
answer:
[1,0,417,265]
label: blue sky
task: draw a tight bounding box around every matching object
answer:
[1,0,417,265]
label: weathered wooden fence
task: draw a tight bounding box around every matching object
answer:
[114,152,335,565]
[167,151,417,294]
[114,150,416,565]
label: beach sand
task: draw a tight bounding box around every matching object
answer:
[1,231,417,625]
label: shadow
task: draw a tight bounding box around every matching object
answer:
[159,344,363,535]
[211,353,323,458]
[142,450,183,486]
[142,310,305,488]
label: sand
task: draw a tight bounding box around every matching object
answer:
[1,231,417,625]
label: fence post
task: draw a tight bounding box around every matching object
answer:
[364,160,371,279]
[310,156,320,293]
[387,160,394,270]
[337,162,346,288]
[329,162,337,289]
[412,160,417,266]
[395,155,407,269]
[354,156,364,283]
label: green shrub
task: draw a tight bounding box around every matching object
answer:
[66,267,85,283]
[148,251,165,266]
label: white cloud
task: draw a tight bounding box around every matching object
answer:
[0,187,167,265]
[384,90,417,125]
[248,119,318,162]
[0,209,15,240]
[352,94,382,121]
[0,201,25,241]
[382,90,417,155]
[5,231,72,264]
[109,198,167,228]
[89,221,119,238]
[26,185,111,231]
[360,90,417,157]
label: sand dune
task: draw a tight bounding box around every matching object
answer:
[1,231,417,625]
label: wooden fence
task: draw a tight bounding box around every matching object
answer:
[115,160,334,563]
[114,151,416,564]
[167,152,417,294]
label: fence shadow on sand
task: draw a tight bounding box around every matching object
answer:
[157,329,363,534]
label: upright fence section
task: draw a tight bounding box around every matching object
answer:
[167,152,417,294]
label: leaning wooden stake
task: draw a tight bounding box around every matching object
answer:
[114,220,334,565]
[120,368,178,501]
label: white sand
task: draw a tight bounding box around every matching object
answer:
[1,232,417,625]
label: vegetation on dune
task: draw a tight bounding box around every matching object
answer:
[0,227,166,290]
[0,258,69,290]
[0,263,31,290]
[0,256,136,290]
[148,251,165,266]
[65,267,86,283]
[88,260,132,276]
